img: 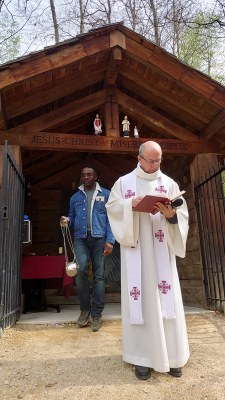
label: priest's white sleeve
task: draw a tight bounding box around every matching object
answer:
[165,199,189,258]
[106,179,139,247]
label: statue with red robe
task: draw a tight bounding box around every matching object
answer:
[94,114,102,135]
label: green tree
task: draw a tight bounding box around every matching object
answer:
[178,12,225,82]
[0,12,20,63]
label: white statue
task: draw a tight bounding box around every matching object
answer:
[122,116,130,137]
[134,126,139,138]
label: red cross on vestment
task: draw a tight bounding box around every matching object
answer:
[155,230,164,242]
[130,286,140,300]
[125,189,135,198]
[155,185,167,194]
[158,280,171,294]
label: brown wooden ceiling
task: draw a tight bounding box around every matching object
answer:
[0,22,225,190]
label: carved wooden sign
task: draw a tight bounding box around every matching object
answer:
[0,131,220,154]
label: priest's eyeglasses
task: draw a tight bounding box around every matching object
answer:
[140,156,162,164]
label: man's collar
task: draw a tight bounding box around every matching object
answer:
[79,182,102,191]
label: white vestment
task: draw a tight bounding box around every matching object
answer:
[106,164,190,373]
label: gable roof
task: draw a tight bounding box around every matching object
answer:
[0,22,224,189]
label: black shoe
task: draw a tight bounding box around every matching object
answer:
[135,366,151,380]
[168,368,182,377]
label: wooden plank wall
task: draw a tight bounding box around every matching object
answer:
[177,183,205,307]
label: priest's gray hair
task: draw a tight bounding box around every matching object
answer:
[139,143,145,157]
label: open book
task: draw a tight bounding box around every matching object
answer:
[132,190,185,214]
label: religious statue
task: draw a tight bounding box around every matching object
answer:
[134,126,139,138]
[122,116,130,137]
[93,114,102,135]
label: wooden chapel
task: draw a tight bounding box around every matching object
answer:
[0,23,225,310]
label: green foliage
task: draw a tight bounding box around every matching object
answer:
[0,12,20,64]
[178,12,224,80]
[222,171,225,197]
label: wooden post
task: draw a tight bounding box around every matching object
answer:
[10,145,22,168]
[0,145,22,188]
[104,88,120,137]
[190,154,219,185]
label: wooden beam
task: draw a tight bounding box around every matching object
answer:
[118,74,208,129]
[117,91,200,141]
[59,115,91,133]
[22,150,50,167]
[0,36,110,91]
[32,162,75,189]
[125,36,225,106]
[104,88,120,137]
[120,64,210,125]
[0,131,220,154]
[0,145,22,173]
[202,109,225,140]
[32,154,86,188]
[95,153,135,178]
[6,69,106,119]
[104,47,122,86]
[11,90,106,133]
[23,152,72,176]
[0,93,9,129]
[110,30,126,49]
[10,146,22,167]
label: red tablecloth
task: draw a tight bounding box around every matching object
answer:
[22,255,73,298]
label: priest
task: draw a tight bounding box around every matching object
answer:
[106,140,190,380]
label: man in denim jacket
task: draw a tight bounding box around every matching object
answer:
[60,166,115,332]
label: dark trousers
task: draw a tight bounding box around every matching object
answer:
[74,234,105,317]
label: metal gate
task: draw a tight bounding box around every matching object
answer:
[195,164,225,312]
[0,142,25,332]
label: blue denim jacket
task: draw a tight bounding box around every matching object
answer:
[68,182,115,243]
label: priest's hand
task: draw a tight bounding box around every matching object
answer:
[154,202,176,219]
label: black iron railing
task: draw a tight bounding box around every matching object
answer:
[195,163,225,312]
[0,142,25,331]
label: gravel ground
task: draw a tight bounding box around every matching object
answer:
[0,312,225,400]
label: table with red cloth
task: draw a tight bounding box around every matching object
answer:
[22,255,73,299]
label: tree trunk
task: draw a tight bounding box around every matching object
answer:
[49,0,59,43]
[149,0,160,46]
